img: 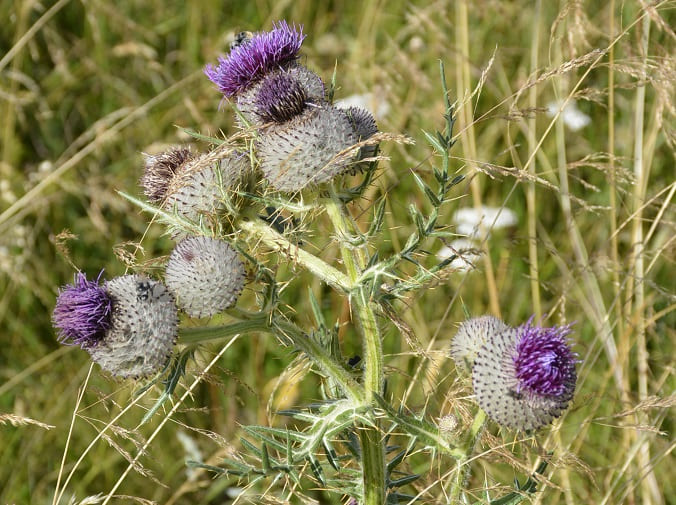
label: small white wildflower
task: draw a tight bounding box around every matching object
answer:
[438,414,459,433]
[546,100,591,131]
[38,160,53,173]
[0,179,16,204]
[335,92,390,120]
[453,206,517,239]
[176,430,202,481]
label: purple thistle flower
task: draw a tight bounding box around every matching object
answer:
[236,66,326,126]
[52,271,112,349]
[513,319,577,397]
[205,21,306,98]
[472,317,578,431]
[254,72,308,123]
[53,272,179,378]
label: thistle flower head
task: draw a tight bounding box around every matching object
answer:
[141,147,247,234]
[472,318,578,431]
[140,147,194,204]
[257,105,361,191]
[88,275,178,378]
[165,236,246,318]
[52,271,112,349]
[53,273,178,378]
[344,106,378,141]
[205,21,305,97]
[236,66,325,126]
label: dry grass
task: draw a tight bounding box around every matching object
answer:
[0,1,673,504]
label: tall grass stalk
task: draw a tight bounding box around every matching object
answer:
[630,10,661,505]
[100,337,239,505]
[527,0,543,320]
[454,0,501,318]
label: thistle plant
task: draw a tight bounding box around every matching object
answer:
[51,21,580,505]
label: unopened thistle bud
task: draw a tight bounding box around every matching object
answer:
[165,236,246,318]
[141,147,247,226]
[257,105,363,191]
[451,315,509,373]
[140,147,194,204]
[53,273,178,378]
[343,106,379,173]
[472,318,578,431]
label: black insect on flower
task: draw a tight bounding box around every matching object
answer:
[53,272,178,378]
[471,317,578,431]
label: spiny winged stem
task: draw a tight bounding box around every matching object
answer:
[235,203,386,503]
[180,315,363,403]
[324,188,386,505]
[236,215,351,293]
[448,409,488,502]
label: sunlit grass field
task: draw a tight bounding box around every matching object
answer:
[1,1,673,503]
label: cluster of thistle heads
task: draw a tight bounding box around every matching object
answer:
[51,21,579,434]
[52,21,378,379]
[451,315,578,431]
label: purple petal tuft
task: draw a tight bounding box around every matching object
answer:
[513,318,577,397]
[205,21,305,97]
[52,271,112,349]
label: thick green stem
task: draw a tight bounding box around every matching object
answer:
[323,193,382,400]
[274,319,364,403]
[180,317,269,344]
[359,427,387,505]
[324,192,386,505]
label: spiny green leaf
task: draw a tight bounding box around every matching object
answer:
[422,128,447,154]
[308,288,326,331]
[138,351,192,426]
[323,439,340,471]
[449,174,465,187]
[388,474,421,488]
[240,438,263,458]
[367,197,387,237]
[388,492,420,503]
[374,395,464,459]
[387,449,408,474]
[261,442,272,472]
[307,455,326,485]
[178,127,226,145]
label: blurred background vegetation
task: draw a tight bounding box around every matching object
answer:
[0,0,673,504]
